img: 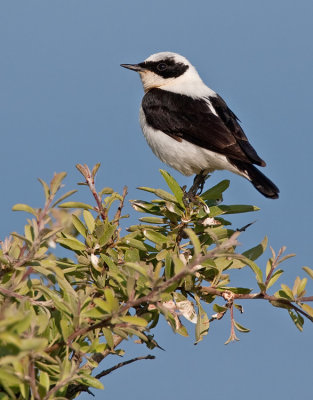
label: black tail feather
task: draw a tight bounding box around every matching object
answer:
[231,160,280,199]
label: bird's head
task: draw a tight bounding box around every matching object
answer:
[121,52,203,93]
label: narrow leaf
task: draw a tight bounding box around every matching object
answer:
[58,201,94,210]
[57,237,86,251]
[52,190,77,207]
[201,180,230,201]
[83,210,95,233]
[160,169,185,208]
[12,204,37,216]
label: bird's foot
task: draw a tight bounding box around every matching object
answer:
[182,173,209,205]
[188,172,208,196]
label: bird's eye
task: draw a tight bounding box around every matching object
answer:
[157,63,167,71]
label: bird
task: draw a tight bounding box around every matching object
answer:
[121,52,279,199]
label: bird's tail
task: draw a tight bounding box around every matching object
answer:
[232,160,280,199]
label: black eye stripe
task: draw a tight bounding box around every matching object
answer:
[139,58,189,79]
[157,63,167,71]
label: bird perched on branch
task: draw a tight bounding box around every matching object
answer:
[121,52,279,199]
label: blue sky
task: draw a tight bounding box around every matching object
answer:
[1,1,313,399]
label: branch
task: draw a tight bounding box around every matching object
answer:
[67,231,241,343]
[76,164,107,221]
[66,353,154,399]
[200,287,313,323]
[113,186,128,225]
[95,354,155,380]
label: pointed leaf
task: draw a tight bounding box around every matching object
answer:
[50,172,67,195]
[12,204,37,216]
[57,237,86,251]
[201,180,230,201]
[83,210,95,233]
[160,170,185,208]
[58,201,93,210]
[52,190,77,207]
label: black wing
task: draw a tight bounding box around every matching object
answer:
[142,88,265,167]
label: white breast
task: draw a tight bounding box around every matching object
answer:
[139,107,245,177]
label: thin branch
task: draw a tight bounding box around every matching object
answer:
[228,302,239,343]
[113,186,128,225]
[95,354,155,380]
[29,358,40,400]
[264,246,285,289]
[43,365,80,400]
[0,286,54,307]
[76,164,107,221]
[200,286,313,323]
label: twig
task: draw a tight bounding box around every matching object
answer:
[29,358,40,400]
[76,164,107,221]
[200,287,313,323]
[228,302,239,343]
[43,364,80,400]
[95,354,155,380]
[113,186,128,225]
[0,287,54,307]
[264,246,285,289]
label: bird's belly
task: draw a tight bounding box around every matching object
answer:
[139,108,239,176]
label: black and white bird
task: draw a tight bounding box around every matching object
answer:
[121,52,279,199]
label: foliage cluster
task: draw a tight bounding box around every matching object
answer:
[0,164,312,399]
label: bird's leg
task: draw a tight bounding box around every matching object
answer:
[188,171,207,196]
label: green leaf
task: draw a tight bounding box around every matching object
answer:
[72,215,88,238]
[39,371,50,396]
[234,321,250,333]
[92,163,101,178]
[139,217,167,224]
[50,172,67,195]
[58,201,94,210]
[104,288,119,311]
[143,229,168,244]
[213,304,228,313]
[303,266,313,280]
[243,236,268,261]
[12,203,37,216]
[230,254,263,283]
[100,187,114,195]
[159,169,185,208]
[0,369,21,386]
[288,310,304,331]
[280,284,294,300]
[57,237,86,251]
[52,189,77,207]
[124,262,148,277]
[120,316,148,327]
[195,298,210,344]
[267,269,284,289]
[297,278,307,297]
[122,237,148,251]
[94,298,112,313]
[137,187,177,203]
[98,223,115,246]
[184,228,201,255]
[83,210,95,233]
[220,287,252,294]
[301,303,313,318]
[219,204,260,214]
[38,178,50,200]
[78,374,104,390]
[201,180,230,201]
[102,328,114,348]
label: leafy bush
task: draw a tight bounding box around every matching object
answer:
[0,164,312,399]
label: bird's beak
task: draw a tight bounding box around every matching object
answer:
[120,63,145,72]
